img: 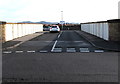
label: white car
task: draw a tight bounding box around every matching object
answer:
[50,25,60,32]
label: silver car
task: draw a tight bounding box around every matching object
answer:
[43,26,50,31]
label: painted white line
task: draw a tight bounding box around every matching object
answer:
[57,31,62,38]
[94,50,104,52]
[51,31,62,52]
[40,51,48,53]
[74,41,83,42]
[57,34,61,38]
[27,51,35,53]
[51,40,58,52]
[67,48,76,52]
[3,51,12,54]
[80,48,90,52]
[15,51,23,53]
[80,50,90,52]
[51,48,62,52]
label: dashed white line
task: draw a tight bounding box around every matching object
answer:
[40,50,48,53]
[57,31,62,38]
[57,34,61,38]
[15,51,23,53]
[51,31,63,52]
[27,51,35,53]
[74,41,83,42]
[51,48,62,52]
[94,50,104,52]
[51,40,58,52]
[67,48,76,52]
[3,51,12,54]
[80,48,90,52]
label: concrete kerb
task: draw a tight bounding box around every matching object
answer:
[74,30,119,52]
[2,32,44,50]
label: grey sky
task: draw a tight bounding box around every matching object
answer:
[0,0,119,23]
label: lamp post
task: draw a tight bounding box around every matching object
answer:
[61,11,63,30]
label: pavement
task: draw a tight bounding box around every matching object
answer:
[2,32,44,50]
[75,30,120,52]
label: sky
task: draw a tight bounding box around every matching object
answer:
[0,0,119,23]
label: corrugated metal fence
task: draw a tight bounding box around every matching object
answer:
[0,22,43,42]
[81,19,120,41]
[81,22,109,40]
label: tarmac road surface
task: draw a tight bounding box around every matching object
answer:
[2,30,118,83]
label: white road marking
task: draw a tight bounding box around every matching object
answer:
[57,31,62,38]
[67,48,76,52]
[94,50,104,52]
[73,41,83,42]
[27,51,35,53]
[51,32,63,52]
[40,51,48,53]
[80,48,90,52]
[15,51,23,53]
[3,51,12,54]
[51,48,62,52]
[57,34,61,38]
[51,40,58,52]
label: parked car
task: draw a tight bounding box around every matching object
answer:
[50,25,60,32]
[43,26,50,31]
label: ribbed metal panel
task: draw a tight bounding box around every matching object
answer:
[5,23,43,41]
[81,22,109,41]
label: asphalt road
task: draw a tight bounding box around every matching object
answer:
[3,30,106,53]
[2,30,118,83]
[51,31,97,52]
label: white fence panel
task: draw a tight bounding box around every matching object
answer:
[5,24,13,41]
[5,23,43,41]
[81,22,109,41]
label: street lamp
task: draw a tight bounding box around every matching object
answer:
[61,11,63,30]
